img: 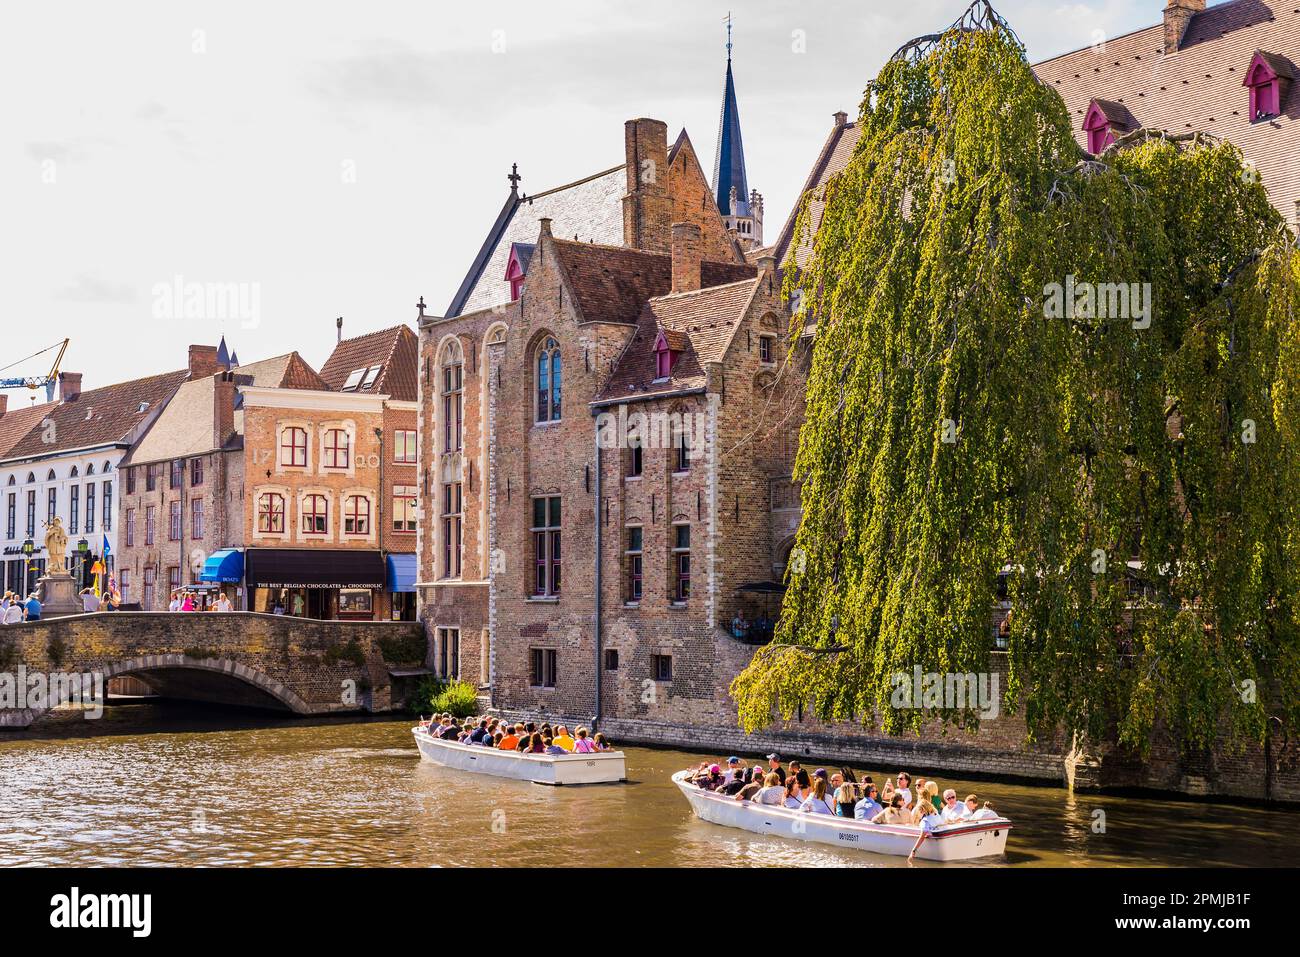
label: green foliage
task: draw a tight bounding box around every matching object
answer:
[378,631,426,665]
[323,639,367,667]
[46,636,66,669]
[734,7,1300,758]
[410,677,479,718]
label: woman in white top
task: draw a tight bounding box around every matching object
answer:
[782,777,804,810]
[896,772,914,809]
[753,772,786,805]
[3,600,22,624]
[799,778,836,815]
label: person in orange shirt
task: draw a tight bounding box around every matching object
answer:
[498,723,523,751]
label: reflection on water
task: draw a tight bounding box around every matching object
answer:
[0,703,1296,867]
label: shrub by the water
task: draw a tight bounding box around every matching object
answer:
[410,678,479,718]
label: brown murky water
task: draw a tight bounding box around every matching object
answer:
[0,703,1295,867]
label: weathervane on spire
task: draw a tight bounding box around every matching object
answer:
[725,11,732,60]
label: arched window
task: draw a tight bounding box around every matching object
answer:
[86,463,95,475]
[70,466,79,478]
[46,469,56,481]
[441,340,464,453]
[323,428,350,469]
[257,492,285,533]
[301,494,328,534]
[280,427,307,468]
[6,476,14,486]
[25,473,34,484]
[103,461,112,473]
[536,337,561,423]
[344,495,370,535]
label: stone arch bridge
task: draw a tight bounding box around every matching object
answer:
[0,612,428,728]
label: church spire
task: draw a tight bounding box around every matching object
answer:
[712,12,748,219]
[711,13,763,249]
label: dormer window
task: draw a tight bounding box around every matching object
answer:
[1244,51,1292,122]
[1082,99,1131,155]
[653,330,681,381]
[505,242,535,302]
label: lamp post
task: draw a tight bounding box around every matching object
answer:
[77,537,88,588]
[22,537,33,594]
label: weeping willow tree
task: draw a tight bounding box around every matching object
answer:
[733,2,1300,757]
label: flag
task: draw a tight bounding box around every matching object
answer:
[102,533,111,557]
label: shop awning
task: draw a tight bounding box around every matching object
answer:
[201,549,244,583]
[246,549,386,589]
[386,553,417,593]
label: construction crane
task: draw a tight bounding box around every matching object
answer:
[0,338,70,404]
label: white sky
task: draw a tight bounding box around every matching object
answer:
[1,0,1156,395]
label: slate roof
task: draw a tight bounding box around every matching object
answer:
[318,325,419,402]
[595,277,759,403]
[1033,0,1300,227]
[713,56,751,217]
[447,166,627,317]
[2,369,190,462]
[550,239,756,327]
[121,352,325,466]
[770,118,862,269]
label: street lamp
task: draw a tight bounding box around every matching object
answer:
[77,537,88,587]
[21,538,34,595]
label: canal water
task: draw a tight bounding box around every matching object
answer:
[1,704,1295,867]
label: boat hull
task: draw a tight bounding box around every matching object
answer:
[413,728,627,785]
[673,772,1010,861]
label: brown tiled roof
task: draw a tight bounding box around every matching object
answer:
[319,325,418,402]
[242,352,328,391]
[595,278,759,403]
[1033,0,1300,227]
[550,239,756,327]
[3,369,189,462]
[771,119,863,269]
[0,400,56,459]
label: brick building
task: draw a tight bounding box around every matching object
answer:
[417,61,803,716]
[115,343,326,609]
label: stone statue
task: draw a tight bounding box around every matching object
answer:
[43,516,68,575]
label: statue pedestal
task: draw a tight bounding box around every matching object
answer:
[37,573,82,618]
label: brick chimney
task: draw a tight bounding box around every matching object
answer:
[59,371,82,401]
[1163,0,1204,55]
[214,369,237,446]
[833,111,848,128]
[671,222,702,293]
[0,395,8,416]
[188,344,222,380]
[622,118,672,254]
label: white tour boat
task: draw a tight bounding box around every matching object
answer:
[673,771,1011,861]
[412,726,627,785]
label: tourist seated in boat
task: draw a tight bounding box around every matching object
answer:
[764,753,786,784]
[543,737,566,755]
[925,781,944,812]
[909,784,937,825]
[750,772,786,805]
[870,794,910,825]
[719,770,751,796]
[940,789,970,823]
[594,732,614,752]
[854,783,883,820]
[722,756,744,783]
[782,776,806,809]
[553,725,576,751]
[834,776,858,818]
[468,719,491,745]
[517,723,538,751]
[731,768,766,801]
[689,763,725,790]
[969,799,1000,820]
[572,727,597,753]
[799,778,836,815]
[498,724,522,750]
[527,732,546,753]
[895,772,914,809]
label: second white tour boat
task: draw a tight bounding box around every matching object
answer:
[673,771,1011,861]
[413,726,627,785]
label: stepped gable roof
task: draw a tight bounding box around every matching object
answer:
[3,369,189,461]
[594,277,760,403]
[319,325,418,402]
[550,239,756,327]
[770,117,862,270]
[1033,0,1300,225]
[448,164,626,317]
[0,400,56,460]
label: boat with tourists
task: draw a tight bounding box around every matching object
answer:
[673,769,1012,861]
[411,723,627,785]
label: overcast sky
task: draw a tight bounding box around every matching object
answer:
[1,0,1157,397]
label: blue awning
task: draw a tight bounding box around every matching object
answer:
[386,553,417,593]
[201,549,244,583]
